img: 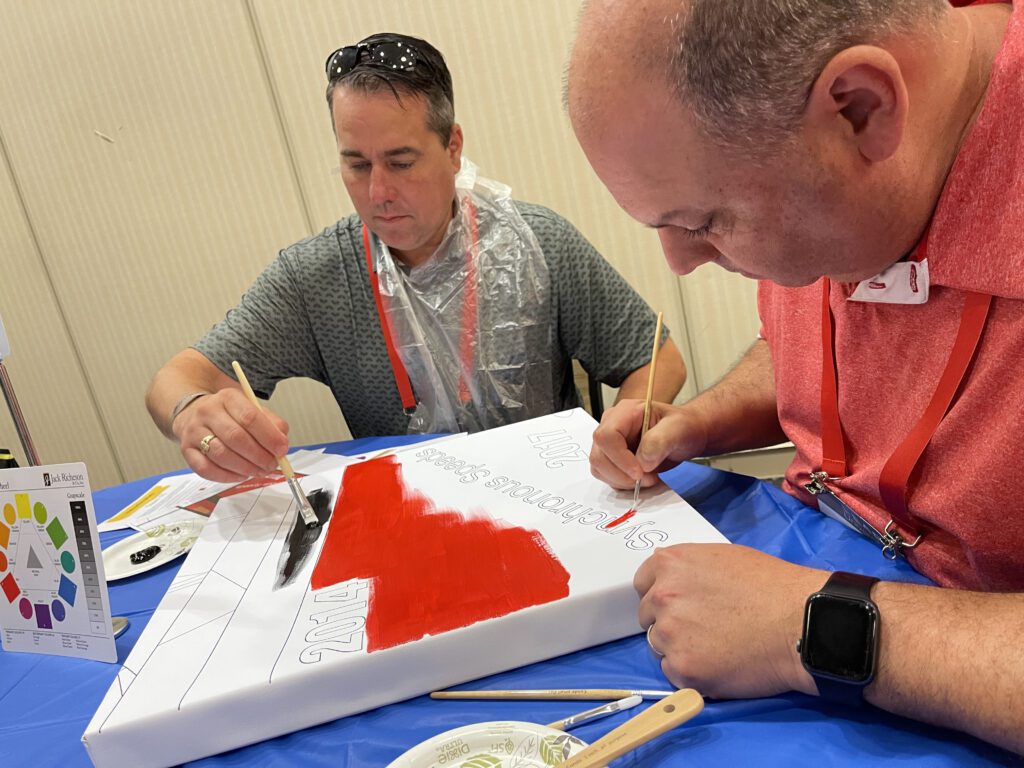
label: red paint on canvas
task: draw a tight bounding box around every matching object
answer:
[311,456,570,652]
[183,472,300,516]
[605,509,636,529]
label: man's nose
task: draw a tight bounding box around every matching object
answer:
[368,166,395,205]
[658,229,719,275]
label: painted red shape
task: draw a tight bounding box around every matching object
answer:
[605,509,637,529]
[184,472,297,516]
[311,456,571,652]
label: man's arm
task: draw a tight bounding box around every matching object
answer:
[593,338,786,488]
[867,580,1024,752]
[615,335,687,403]
[635,544,1024,755]
[145,349,289,482]
[146,349,237,439]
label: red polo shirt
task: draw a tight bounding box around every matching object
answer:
[759,0,1024,590]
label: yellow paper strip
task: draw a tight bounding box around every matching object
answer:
[107,484,168,523]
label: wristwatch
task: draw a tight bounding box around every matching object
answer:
[797,571,880,706]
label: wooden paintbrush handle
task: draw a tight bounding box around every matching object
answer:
[555,688,703,767]
[231,360,289,476]
[639,312,664,437]
[430,689,636,701]
[231,360,262,407]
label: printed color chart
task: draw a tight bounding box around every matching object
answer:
[0,463,116,662]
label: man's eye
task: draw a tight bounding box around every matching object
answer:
[391,162,413,170]
[681,221,713,240]
[348,163,370,172]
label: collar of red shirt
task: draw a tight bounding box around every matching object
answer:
[927,0,1024,299]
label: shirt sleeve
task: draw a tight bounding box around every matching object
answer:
[192,249,327,399]
[531,208,667,387]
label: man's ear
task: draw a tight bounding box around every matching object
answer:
[447,123,464,170]
[804,45,908,163]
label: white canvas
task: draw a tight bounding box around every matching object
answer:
[83,410,727,767]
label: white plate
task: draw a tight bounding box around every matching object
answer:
[102,520,204,580]
[387,720,589,768]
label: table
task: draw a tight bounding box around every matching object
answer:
[1,435,1017,767]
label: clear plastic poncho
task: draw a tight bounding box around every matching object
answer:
[372,158,553,434]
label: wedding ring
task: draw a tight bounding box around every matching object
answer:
[199,434,216,456]
[646,624,664,658]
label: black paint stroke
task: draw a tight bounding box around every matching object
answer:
[274,489,333,590]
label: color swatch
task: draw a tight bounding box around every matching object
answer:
[0,464,116,662]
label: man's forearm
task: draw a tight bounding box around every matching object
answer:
[616,335,687,403]
[864,582,1024,754]
[145,349,235,439]
[686,338,786,457]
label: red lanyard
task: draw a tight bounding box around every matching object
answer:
[819,241,992,544]
[362,201,479,413]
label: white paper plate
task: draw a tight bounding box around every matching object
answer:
[386,721,589,768]
[102,520,204,580]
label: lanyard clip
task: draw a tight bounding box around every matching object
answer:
[803,470,840,496]
[880,519,924,560]
[805,471,924,561]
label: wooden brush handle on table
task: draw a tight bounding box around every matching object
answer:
[554,688,704,767]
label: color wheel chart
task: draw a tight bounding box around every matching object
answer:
[0,463,116,662]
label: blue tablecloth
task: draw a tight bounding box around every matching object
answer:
[1,435,1017,767]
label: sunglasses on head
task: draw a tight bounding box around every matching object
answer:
[325,40,419,81]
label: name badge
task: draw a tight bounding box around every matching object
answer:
[849,259,929,305]
[803,473,887,546]
[804,473,918,560]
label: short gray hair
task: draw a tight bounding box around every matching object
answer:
[668,0,947,152]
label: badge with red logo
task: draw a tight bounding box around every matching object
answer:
[850,259,929,304]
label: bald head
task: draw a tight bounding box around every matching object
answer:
[567,0,679,137]
[566,0,985,288]
[570,0,948,153]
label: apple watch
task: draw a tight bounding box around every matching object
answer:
[797,571,880,706]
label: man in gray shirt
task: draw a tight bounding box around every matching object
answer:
[146,33,685,482]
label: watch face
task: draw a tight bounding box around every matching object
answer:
[801,594,878,682]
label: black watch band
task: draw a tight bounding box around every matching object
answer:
[800,571,880,707]
[820,571,878,601]
[814,670,871,707]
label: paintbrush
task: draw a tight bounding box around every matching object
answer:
[430,688,674,701]
[631,312,664,513]
[546,695,643,731]
[231,360,319,529]
[554,688,703,767]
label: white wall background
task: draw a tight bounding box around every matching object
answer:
[0,1,760,488]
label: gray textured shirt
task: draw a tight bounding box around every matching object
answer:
[195,202,664,438]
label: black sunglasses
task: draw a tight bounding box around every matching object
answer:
[325,40,419,81]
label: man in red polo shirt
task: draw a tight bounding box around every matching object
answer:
[569,0,1022,755]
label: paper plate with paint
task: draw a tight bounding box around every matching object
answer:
[386,721,589,767]
[102,520,204,580]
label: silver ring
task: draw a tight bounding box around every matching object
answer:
[646,624,664,658]
[199,434,216,456]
